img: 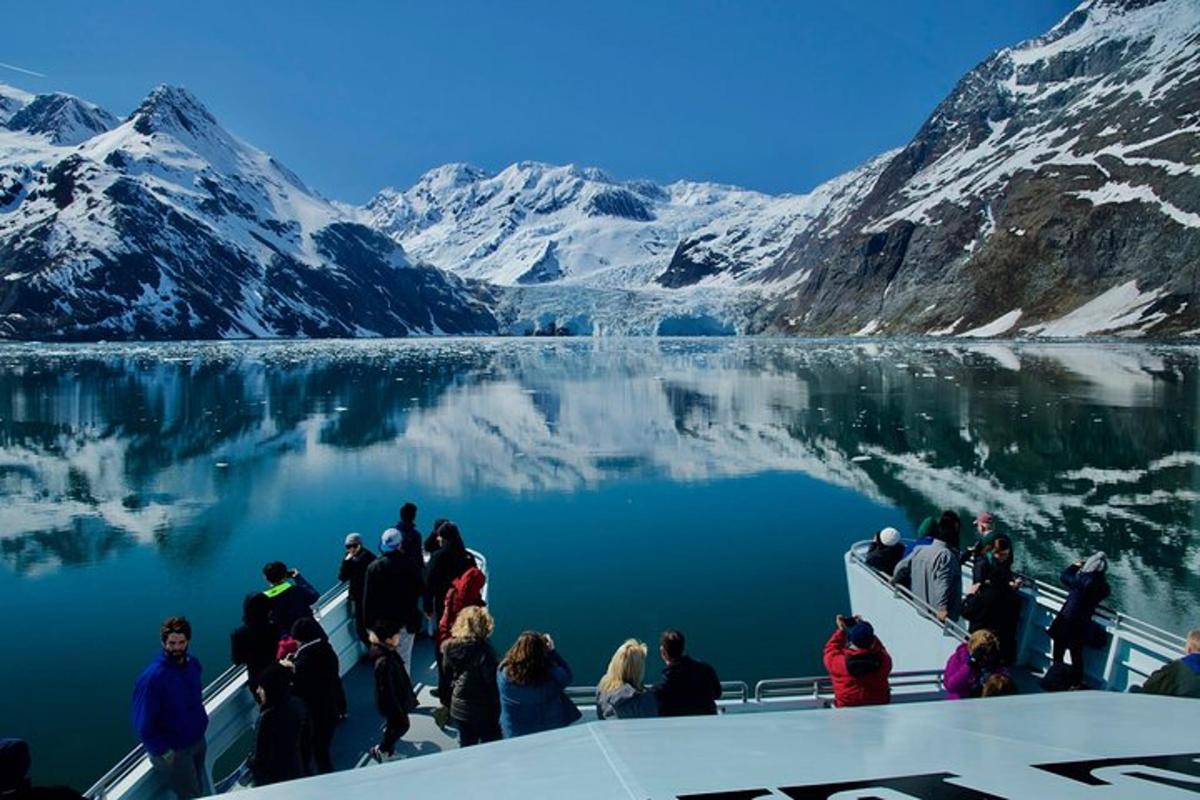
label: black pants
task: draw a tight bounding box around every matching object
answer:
[379,712,411,755]
[456,718,501,747]
[311,714,336,774]
[350,599,370,647]
[1052,639,1084,672]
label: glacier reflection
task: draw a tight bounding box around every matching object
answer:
[1,338,1197,625]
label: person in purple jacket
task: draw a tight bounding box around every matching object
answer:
[944,629,1009,700]
[131,617,210,799]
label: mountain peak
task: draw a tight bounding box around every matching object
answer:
[0,82,34,125]
[6,92,119,145]
[414,162,490,192]
[130,84,221,138]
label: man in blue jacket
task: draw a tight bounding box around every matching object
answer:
[131,617,210,799]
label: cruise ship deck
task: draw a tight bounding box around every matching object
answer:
[87,544,1193,800]
[240,691,1200,800]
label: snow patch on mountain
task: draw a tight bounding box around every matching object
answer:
[960,310,1023,338]
[1023,280,1169,337]
[863,0,1200,235]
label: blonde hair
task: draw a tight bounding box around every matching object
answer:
[450,606,494,642]
[1187,629,1200,654]
[597,639,648,694]
[968,629,1000,664]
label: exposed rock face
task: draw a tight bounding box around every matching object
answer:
[365,0,1200,339]
[2,0,1195,341]
[6,93,119,145]
[0,84,496,340]
[761,0,1200,338]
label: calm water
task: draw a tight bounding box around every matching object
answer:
[1,338,1198,787]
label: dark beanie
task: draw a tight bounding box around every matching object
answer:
[0,738,31,793]
[847,621,876,649]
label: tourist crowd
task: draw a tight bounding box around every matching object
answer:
[9,503,1200,799]
[121,501,727,797]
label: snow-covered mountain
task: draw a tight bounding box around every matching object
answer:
[5,91,119,145]
[366,158,891,292]
[363,153,895,334]
[1,0,1195,340]
[763,0,1200,338]
[366,0,1199,338]
[0,84,496,340]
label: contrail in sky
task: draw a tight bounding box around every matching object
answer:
[0,61,47,78]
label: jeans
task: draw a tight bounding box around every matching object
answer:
[398,629,415,678]
[149,738,210,800]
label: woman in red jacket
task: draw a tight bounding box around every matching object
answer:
[823,616,892,707]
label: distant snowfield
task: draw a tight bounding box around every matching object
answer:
[1023,281,1169,338]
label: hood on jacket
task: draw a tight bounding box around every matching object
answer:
[455,566,487,599]
[242,591,272,626]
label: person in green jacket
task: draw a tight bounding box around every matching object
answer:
[1140,629,1200,698]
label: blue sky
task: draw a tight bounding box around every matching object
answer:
[3,0,1077,202]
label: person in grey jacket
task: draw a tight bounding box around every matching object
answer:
[893,511,962,621]
[596,639,658,719]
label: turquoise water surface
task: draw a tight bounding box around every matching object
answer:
[1,338,1198,787]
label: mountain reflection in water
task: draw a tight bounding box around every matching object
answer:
[0,338,1197,785]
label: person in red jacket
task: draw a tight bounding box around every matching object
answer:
[823,615,892,708]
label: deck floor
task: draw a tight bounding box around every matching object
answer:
[330,636,461,769]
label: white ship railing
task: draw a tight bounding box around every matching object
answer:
[753,669,945,703]
[87,549,488,800]
[845,540,1183,691]
[564,670,946,714]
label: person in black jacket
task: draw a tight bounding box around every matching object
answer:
[394,502,425,577]
[231,593,280,695]
[248,664,311,787]
[425,518,449,555]
[363,528,423,676]
[285,618,343,774]
[962,536,1023,664]
[441,606,501,746]
[424,522,475,626]
[368,619,417,762]
[1048,552,1112,678]
[864,527,904,575]
[424,522,475,697]
[337,533,375,646]
[654,629,722,717]
[261,561,321,637]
